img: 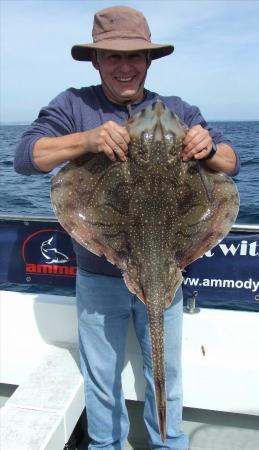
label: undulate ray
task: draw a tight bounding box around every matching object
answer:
[51,101,239,441]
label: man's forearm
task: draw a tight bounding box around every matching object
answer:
[202,143,238,175]
[32,119,130,172]
[33,132,89,172]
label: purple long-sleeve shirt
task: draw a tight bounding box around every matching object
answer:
[14,85,240,276]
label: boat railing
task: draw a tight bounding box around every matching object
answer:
[0,213,259,233]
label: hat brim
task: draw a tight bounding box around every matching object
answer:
[71,39,174,61]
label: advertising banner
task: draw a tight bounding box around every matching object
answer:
[0,218,258,311]
[183,232,259,311]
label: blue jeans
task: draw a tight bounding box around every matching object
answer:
[76,269,188,450]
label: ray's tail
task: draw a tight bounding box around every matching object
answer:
[147,302,167,441]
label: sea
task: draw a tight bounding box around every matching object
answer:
[1,121,258,221]
[0,121,258,299]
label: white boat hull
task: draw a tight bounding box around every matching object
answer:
[1,289,258,415]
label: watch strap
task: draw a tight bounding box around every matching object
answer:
[202,142,217,160]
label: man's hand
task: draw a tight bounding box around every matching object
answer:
[85,121,130,162]
[183,125,212,161]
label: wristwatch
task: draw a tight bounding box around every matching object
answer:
[202,142,217,160]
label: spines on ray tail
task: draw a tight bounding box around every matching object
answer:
[146,297,167,442]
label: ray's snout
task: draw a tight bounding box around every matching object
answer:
[152,100,166,114]
[128,100,187,145]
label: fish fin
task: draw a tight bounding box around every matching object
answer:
[123,271,146,302]
[164,267,183,308]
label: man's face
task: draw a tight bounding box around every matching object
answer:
[92,50,150,105]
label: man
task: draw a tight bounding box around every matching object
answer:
[14,6,239,450]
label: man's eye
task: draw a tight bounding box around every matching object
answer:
[110,57,119,61]
[129,53,143,60]
[108,54,120,62]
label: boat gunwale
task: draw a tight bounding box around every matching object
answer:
[0,214,258,233]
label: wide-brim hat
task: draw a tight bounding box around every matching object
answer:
[71,6,174,61]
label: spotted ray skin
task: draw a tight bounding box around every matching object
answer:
[51,101,239,441]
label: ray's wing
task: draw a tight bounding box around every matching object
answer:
[51,154,133,270]
[169,161,239,270]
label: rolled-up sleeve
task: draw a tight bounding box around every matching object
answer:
[183,101,240,176]
[14,90,75,175]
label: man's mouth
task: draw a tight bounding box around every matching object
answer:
[115,76,135,83]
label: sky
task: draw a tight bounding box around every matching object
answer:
[1,0,259,122]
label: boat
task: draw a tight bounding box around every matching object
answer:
[0,214,259,449]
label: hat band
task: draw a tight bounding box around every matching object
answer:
[94,30,151,43]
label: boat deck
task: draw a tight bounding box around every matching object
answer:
[1,385,258,450]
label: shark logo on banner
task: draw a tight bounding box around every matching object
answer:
[0,219,77,286]
[22,228,77,278]
[40,236,70,264]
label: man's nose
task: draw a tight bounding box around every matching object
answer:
[119,57,132,71]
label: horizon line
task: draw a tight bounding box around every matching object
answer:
[1,119,258,125]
